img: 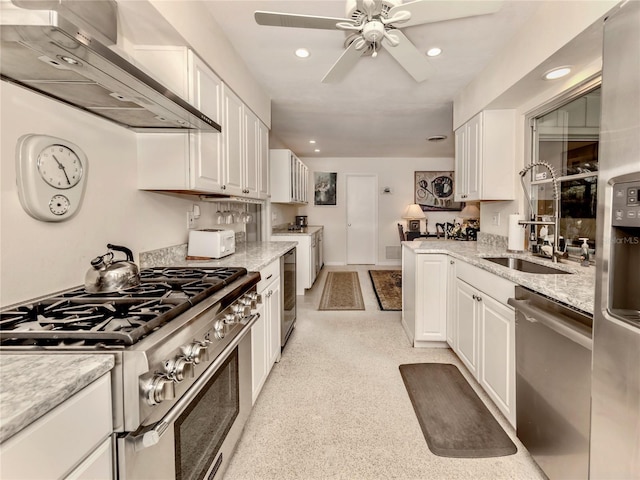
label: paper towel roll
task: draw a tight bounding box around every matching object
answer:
[508,214,526,252]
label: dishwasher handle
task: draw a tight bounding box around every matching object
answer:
[508,298,593,351]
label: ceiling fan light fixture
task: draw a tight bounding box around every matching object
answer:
[295,48,310,58]
[426,47,442,57]
[543,66,571,80]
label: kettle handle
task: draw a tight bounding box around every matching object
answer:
[107,243,134,262]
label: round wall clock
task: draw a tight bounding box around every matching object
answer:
[16,134,88,222]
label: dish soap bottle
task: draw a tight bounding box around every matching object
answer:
[580,238,590,266]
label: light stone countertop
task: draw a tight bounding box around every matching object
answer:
[403,240,596,315]
[141,241,298,272]
[0,354,115,443]
[270,225,323,236]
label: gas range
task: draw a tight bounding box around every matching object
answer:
[0,267,248,347]
[0,266,261,433]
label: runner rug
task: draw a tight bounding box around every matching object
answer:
[318,271,365,311]
[368,270,402,311]
[399,363,517,458]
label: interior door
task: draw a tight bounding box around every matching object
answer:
[346,174,377,264]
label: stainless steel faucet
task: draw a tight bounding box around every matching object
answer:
[518,161,564,263]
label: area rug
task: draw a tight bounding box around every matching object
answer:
[368,270,402,311]
[399,363,517,458]
[318,271,365,311]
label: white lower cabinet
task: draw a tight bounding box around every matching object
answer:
[251,259,282,404]
[401,248,449,346]
[452,260,516,426]
[271,228,323,295]
[0,373,113,479]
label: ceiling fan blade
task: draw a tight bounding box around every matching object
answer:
[381,30,434,82]
[387,0,503,28]
[255,11,355,30]
[322,40,366,83]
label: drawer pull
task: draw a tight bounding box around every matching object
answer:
[266,274,273,280]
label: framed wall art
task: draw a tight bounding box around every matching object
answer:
[414,171,462,211]
[314,172,337,206]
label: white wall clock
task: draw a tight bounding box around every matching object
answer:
[16,134,88,222]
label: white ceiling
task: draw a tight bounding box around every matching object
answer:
[203,0,542,158]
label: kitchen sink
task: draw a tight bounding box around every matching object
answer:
[483,257,572,274]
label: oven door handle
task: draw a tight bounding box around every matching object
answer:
[131,312,260,451]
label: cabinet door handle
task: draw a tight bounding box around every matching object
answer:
[472,294,477,300]
[476,296,482,302]
[450,260,454,264]
[266,274,273,280]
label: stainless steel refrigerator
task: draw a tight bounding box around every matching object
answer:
[591,1,640,478]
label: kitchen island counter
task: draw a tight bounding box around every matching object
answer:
[403,240,596,314]
[0,354,114,443]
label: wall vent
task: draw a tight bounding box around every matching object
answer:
[386,246,401,260]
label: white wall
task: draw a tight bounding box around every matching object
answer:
[0,84,219,306]
[453,0,617,129]
[299,157,456,265]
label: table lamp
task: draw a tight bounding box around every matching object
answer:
[403,203,426,232]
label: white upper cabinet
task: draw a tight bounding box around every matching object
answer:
[222,86,244,196]
[270,149,308,204]
[454,109,516,202]
[134,46,268,199]
[258,122,270,197]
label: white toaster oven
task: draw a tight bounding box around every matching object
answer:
[187,229,235,258]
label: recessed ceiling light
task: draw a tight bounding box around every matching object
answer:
[309,140,316,144]
[427,135,448,142]
[543,66,571,80]
[295,48,310,58]
[314,149,320,153]
[426,47,442,57]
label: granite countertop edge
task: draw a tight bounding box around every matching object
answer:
[270,225,323,236]
[0,354,115,444]
[403,240,595,315]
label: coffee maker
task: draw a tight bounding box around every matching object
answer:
[295,216,308,227]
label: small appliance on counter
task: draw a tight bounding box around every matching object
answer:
[188,229,235,259]
[295,215,308,227]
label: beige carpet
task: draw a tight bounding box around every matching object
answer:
[318,271,365,310]
[368,270,402,311]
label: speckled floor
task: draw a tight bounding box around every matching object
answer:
[224,265,546,480]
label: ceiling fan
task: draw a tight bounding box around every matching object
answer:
[255,0,503,83]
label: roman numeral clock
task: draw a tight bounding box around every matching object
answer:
[16,134,88,222]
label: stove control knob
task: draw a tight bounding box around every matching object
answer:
[214,320,225,339]
[231,303,245,316]
[224,313,236,325]
[145,375,175,405]
[249,292,262,305]
[238,298,252,315]
[184,340,210,364]
[171,356,194,382]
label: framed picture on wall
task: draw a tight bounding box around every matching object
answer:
[414,171,462,211]
[314,172,337,206]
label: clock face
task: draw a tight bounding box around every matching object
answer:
[16,134,88,222]
[37,144,83,189]
[49,194,70,215]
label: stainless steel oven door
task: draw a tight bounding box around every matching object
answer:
[117,317,255,480]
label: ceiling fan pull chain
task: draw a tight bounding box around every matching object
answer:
[372,33,378,57]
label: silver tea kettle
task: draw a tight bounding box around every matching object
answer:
[85,244,141,293]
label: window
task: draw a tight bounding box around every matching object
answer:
[528,82,600,255]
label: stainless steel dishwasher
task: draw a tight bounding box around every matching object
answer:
[508,286,593,480]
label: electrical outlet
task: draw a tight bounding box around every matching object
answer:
[187,211,195,229]
[492,213,501,226]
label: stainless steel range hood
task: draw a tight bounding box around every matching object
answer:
[0,0,221,132]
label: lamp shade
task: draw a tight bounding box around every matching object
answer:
[460,203,480,219]
[402,203,426,219]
